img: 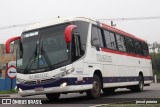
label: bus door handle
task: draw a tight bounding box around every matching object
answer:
[88,65,93,68]
[139,60,141,64]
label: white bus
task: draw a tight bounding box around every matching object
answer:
[5,17,153,99]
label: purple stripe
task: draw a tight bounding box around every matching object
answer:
[17,76,153,90]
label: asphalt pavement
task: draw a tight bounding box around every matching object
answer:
[0,83,160,107]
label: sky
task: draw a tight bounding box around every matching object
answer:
[0,0,160,44]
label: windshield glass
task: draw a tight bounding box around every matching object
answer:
[39,24,69,68]
[17,23,70,72]
[17,32,39,69]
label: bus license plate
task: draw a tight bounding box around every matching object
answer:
[34,87,44,91]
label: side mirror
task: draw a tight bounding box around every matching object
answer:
[5,36,21,53]
[64,25,77,43]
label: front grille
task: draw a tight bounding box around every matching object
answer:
[41,78,56,84]
[24,78,56,85]
[24,81,36,85]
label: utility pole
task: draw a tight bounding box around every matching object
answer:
[152,43,157,83]
[153,44,157,72]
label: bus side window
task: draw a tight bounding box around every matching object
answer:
[91,26,103,47]
[103,30,117,50]
[72,33,82,61]
[116,34,127,52]
[109,32,117,50]
[134,40,143,55]
[141,42,149,56]
[125,37,135,53]
[97,28,104,47]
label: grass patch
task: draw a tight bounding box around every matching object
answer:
[154,70,160,83]
[156,72,160,80]
[0,90,18,94]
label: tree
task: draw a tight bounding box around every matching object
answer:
[149,42,160,72]
[153,42,160,52]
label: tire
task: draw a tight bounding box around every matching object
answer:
[46,93,60,100]
[86,74,101,98]
[102,88,115,94]
[130,75,144,92]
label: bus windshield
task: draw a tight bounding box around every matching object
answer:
[17,23,70,73]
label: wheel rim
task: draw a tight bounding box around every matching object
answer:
[93,80,100,95]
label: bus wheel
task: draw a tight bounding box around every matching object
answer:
[102,88,115,95]
[86,74,101,98]
[46,93,60,100]
[130,75,144,92]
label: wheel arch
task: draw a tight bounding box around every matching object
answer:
[93,70,103,88]
[139,71,144,82]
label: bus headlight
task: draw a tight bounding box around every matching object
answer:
[19,88,23,92]
[60,82,67,88]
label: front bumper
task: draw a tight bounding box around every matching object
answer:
[18,85,92,97]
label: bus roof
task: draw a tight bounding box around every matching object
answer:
[23,16,146,42]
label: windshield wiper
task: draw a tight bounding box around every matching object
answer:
[41,41,53,70]
[23,42,38,74]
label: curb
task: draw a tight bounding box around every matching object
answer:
[0,94,10,97]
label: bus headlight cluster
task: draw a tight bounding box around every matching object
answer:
[16,78,25,84]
